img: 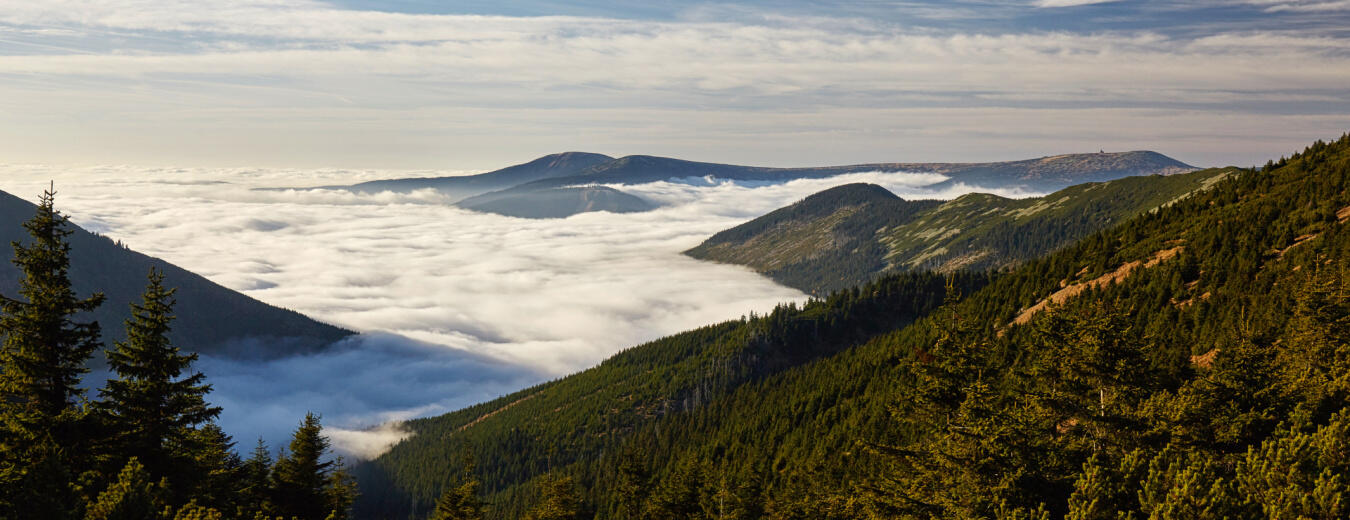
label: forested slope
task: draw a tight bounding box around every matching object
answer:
[360,135,1350,520]
[355,272,989,518]
[688,168,1230,295]
[0,189,353,358]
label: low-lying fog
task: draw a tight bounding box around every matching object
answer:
[0,164,1036,458]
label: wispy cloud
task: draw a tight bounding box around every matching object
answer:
[0,1,1346,168]
[1246,0,1350,12]
[1034,0,1118,7]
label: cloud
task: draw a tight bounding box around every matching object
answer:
[195,333,541,459]
[1034,0,1118,7]
[0,162,1046,457]
[0,2,1347,168]
[1245,0,1350,12]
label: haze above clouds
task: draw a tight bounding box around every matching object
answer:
[1,1,1348,169]
[0,166,1034,457]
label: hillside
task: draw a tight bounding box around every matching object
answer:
[341,152,614,200]
[0,189,353,358]
[356,135,1350,519]
[685,184,943,294]
[457,185,653,218]
[688,168,1231,294]
[456,151,1194,219]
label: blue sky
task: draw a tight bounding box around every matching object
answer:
[1,0,1348,169]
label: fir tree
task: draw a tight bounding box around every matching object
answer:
[0,187,105,518]
[98,269,220,487]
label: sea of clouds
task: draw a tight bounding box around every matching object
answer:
[0,165,1037,458]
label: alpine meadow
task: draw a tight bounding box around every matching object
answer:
[2,1,1349,519]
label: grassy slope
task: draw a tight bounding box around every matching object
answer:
[688,168,1231,295]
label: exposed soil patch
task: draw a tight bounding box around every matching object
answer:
[1275,233,1319,258]
[458,393,538,432]
[1012,246,1184,325]
[1191,348,1219,369]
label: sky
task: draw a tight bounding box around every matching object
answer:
[1,0,1348,170]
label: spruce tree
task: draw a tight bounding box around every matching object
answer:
[523,475,584,520]
[84,458,167,520]
[180,424,242,513]
[613,455,650,519]
[431,471,485,520]
[99,269,220,487]
[237,439,273,516]
[269,413,354,520]
[0,187,105,518]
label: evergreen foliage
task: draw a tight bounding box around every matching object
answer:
[99,269,221,495]
[269,413,356,520]
[523,475,584,520]
[431,456,486,520]
[0,190,356,520]
[361,134,1350,519]
[0,187,105,518]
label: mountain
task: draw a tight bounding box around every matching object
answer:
[355,135,1350,519]
[457,185,653,219]
[685,184,943,294]
[0,189,354,359]
[342,152,614,200]
[687,167,1232,294]
[456,151,1195,219]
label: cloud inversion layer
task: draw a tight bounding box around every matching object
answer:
[0,164,1038,456]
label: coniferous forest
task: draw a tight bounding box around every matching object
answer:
[0,189,356,520]
[357,135,1350,519]
[2,135,1349,519]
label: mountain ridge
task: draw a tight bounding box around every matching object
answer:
[0,189,354,359]
[687,167,1231,294]
[454,150,1195,218]
[341,151,614,200]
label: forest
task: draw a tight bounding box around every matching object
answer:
[360,134,1350,519]
[0,190,356,520]
[3,135,1348,519]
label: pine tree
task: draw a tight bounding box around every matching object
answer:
[0,187,105,518]
[98,269,220,489]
